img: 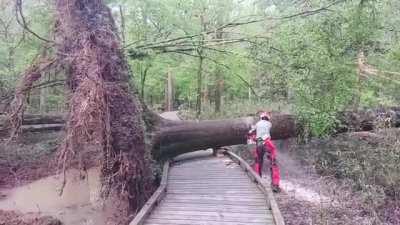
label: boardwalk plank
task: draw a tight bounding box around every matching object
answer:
[145,218,272,225]
[141,152,277,225]
[152,210,272,219]
[148,214,271,223]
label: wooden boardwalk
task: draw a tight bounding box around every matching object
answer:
[132,150,283,225]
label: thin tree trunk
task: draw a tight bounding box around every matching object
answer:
[119,5,126,46]
[39,84,48,113]
[196,53,204,118]
[165,70,174,111]
[203,71,209,106]
[140,65,149,99]
[214,12,224,113]
[214,69,223,113]
[196,12,206,118]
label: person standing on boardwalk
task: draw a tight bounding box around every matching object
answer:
[248,111,281,192]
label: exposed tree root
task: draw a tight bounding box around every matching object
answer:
[53,0,155,222]
[5,0,156,223]
[6,56,57,140]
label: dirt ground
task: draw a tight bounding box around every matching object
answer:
[233,138,400,225]
[0,210,62,225]
[276,141,381,225]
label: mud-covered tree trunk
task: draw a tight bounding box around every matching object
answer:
[55,0,153,223]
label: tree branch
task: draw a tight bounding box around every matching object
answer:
[125,0,344,50]
[15,0,53,43]
[168,50,258,97]
[31,79,66,89]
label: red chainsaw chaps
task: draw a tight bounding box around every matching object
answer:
[249,137,280,187]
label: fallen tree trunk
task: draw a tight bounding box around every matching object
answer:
[2,107,400,158]
[0,124,64,137]
[152,114,298,158]
[0,114,66,137]
[0,114,66,126]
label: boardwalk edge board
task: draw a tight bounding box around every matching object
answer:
[130,161,170,225]
[223,149,285,225]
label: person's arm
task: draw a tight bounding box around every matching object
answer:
[248,125,256,134]
[247,125,257,144]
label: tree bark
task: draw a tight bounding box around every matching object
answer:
[39,85,48,113]
[214,69,223,113]
[214,17,224,113]
[196,53,204,118]
[140,65,149,99]
[165,70,174,111]
[119,5,126,46]
[152,114,298,159]
[0,113,66,125]
[54,0,154,222]
[195,12,206,118]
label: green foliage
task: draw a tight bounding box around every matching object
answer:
[285,14,357,136]
[249,0,400,137]
[0,0,54,112]
[179,100,291,120]
[310,129,400,199]
[1,0,400,125]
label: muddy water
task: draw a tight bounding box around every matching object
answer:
[0,168,106,225]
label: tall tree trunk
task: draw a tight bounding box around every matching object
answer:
[196,53,204,118]
[119,5,126,46]
[196,12,206,118]
[55,0,154,223]
[165,70,174,111]
[214,9,225,113]
[39,84,48,113]
[214,69,223,113]
[203,71,209,107]
[140,64,149,99]
[214,28,224,113]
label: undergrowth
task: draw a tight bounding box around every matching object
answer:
[297,128,400,207]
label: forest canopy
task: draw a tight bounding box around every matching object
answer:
[0,0,399,137]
